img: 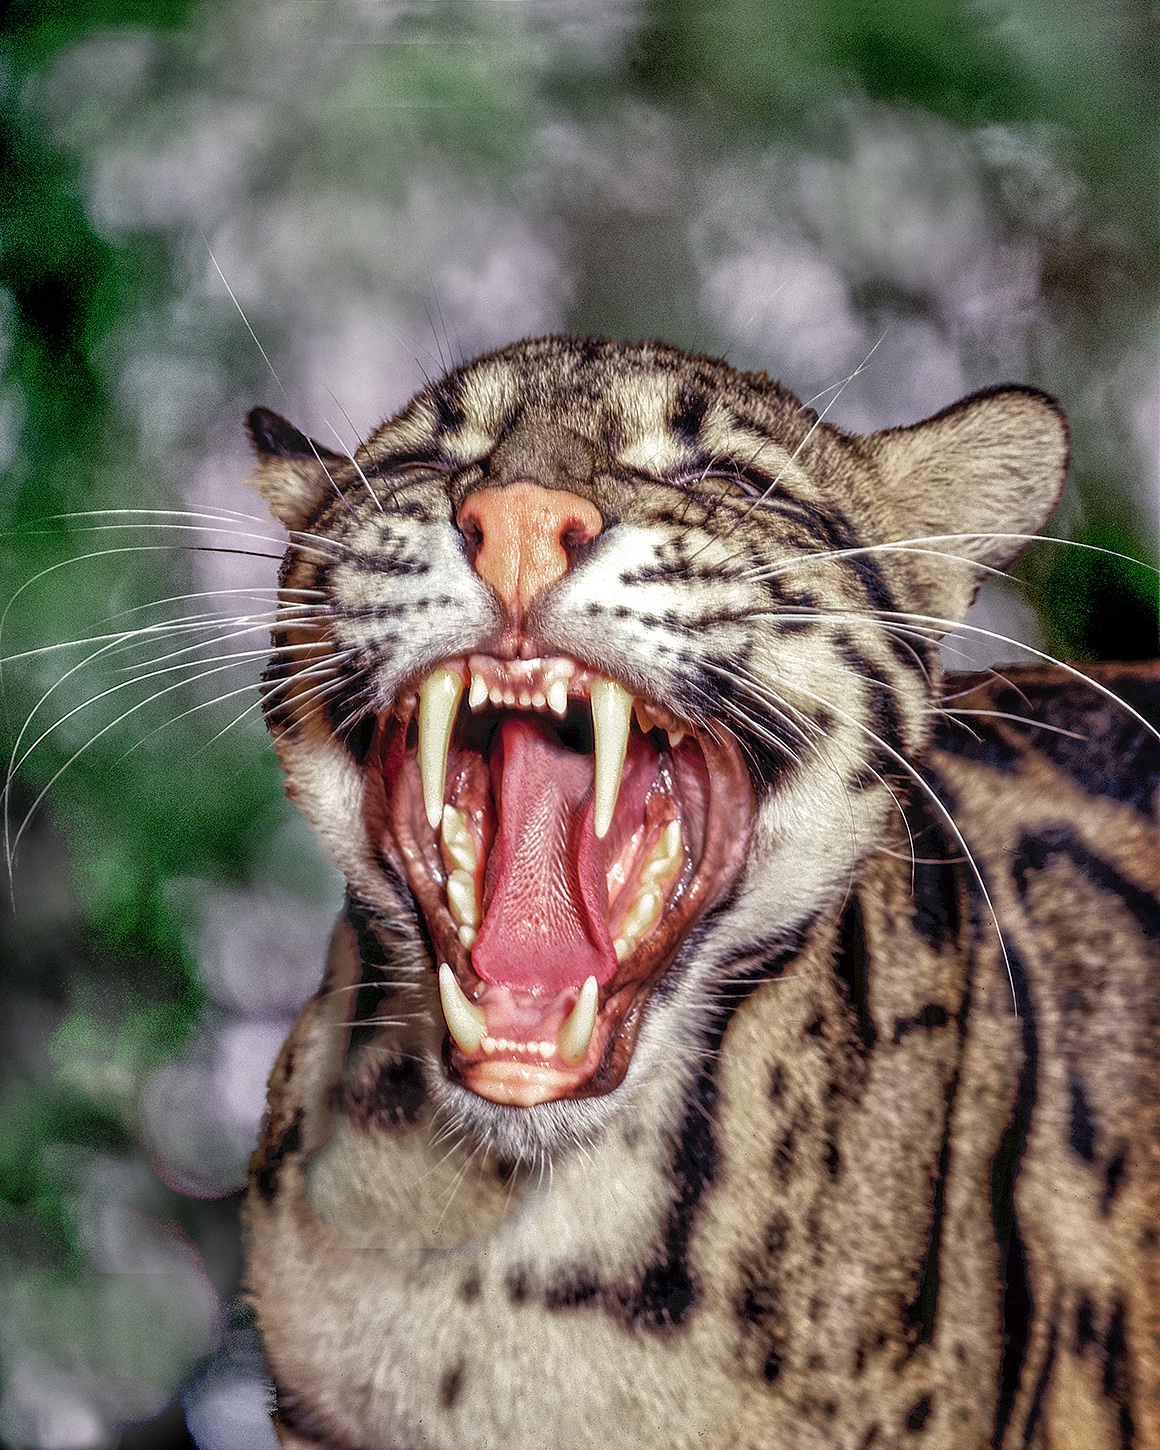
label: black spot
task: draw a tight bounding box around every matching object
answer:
[1013,828,1160,945]
[1075,1294,1097,1352]
[431,382,466,431]
[671,384,709,446]
[773,1123,798,1181]
[891,1003,950,1043]
[764,1212,789,1258]
[1103,1300,1135,1448]
[935,709,1024,773]
[336,1055,426,1132]
[1102,1151,1127,1213]
[438,1360,465,1411]
[459,1274,481,1304]
[906,1113,951,1345]
[636,1260,695,1325]
[904,794,962,952]
[984,672,1160,818]
[542,1272,602,1311]
[1068,1071,1097,1163]
[768,1063,786,1103]
[822,1139,840,1176]
[347,899,391,967]
[255,1111,303,1203]
[506,1270,529,1305]
[763,1351,782,1383]
[834,898,877,1051]
[989,930,1036,1443]
[905,1396,931,1432]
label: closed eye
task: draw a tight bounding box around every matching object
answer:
[673,466,773,499]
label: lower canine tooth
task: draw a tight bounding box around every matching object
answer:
[438,963,487,1054]
[557,976,599,1066]
[419,668,464,829]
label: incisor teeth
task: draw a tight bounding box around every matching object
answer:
[468,672,488,710]
[591,677,633,839]
[441,805,477,873]
[446,869,480,928]
[419,668,464,829]
[438,963,487,1055]
[547,679,568,717]
[557,976,599,1067]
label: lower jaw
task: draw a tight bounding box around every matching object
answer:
[458,1058,600,1107]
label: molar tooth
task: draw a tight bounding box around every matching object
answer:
[419,668,464,829]
[468,672,488,710]
[547,679,568,717]
[440,805,478,873]
[591,677,633,839]
[446,869,480,928]
[640,819,683,887]
[557,976,599,1067]
[621,884,664,943]
[438,963,487,1055]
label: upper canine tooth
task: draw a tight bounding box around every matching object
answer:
[557,976,599,1067]
[438,963,487,1054]
[591,677,633,839]
[419,667,464,829]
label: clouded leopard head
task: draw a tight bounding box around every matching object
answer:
[247,336,1066,1159]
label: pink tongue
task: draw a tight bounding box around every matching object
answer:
[471,716,616,992]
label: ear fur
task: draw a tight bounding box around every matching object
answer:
[245,406,344,532]
[865,386,1069,626]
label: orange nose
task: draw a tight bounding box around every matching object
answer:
[457,481,603,619]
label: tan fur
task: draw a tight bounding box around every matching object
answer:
[242,339,1157,1448]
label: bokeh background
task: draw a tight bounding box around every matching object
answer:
[0,2,1156,1446]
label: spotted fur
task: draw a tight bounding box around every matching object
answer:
[244,337,1159,1448]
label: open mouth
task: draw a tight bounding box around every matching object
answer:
[366,654,754,1108]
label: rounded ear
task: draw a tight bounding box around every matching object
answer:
[245,407,345,531]
[865,386,1069,626]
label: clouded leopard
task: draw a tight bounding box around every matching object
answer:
[242,336,1160,1449]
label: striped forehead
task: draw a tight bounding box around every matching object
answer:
[700,401,811,489]
[609,370,695,476]
[439,361,521,465]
